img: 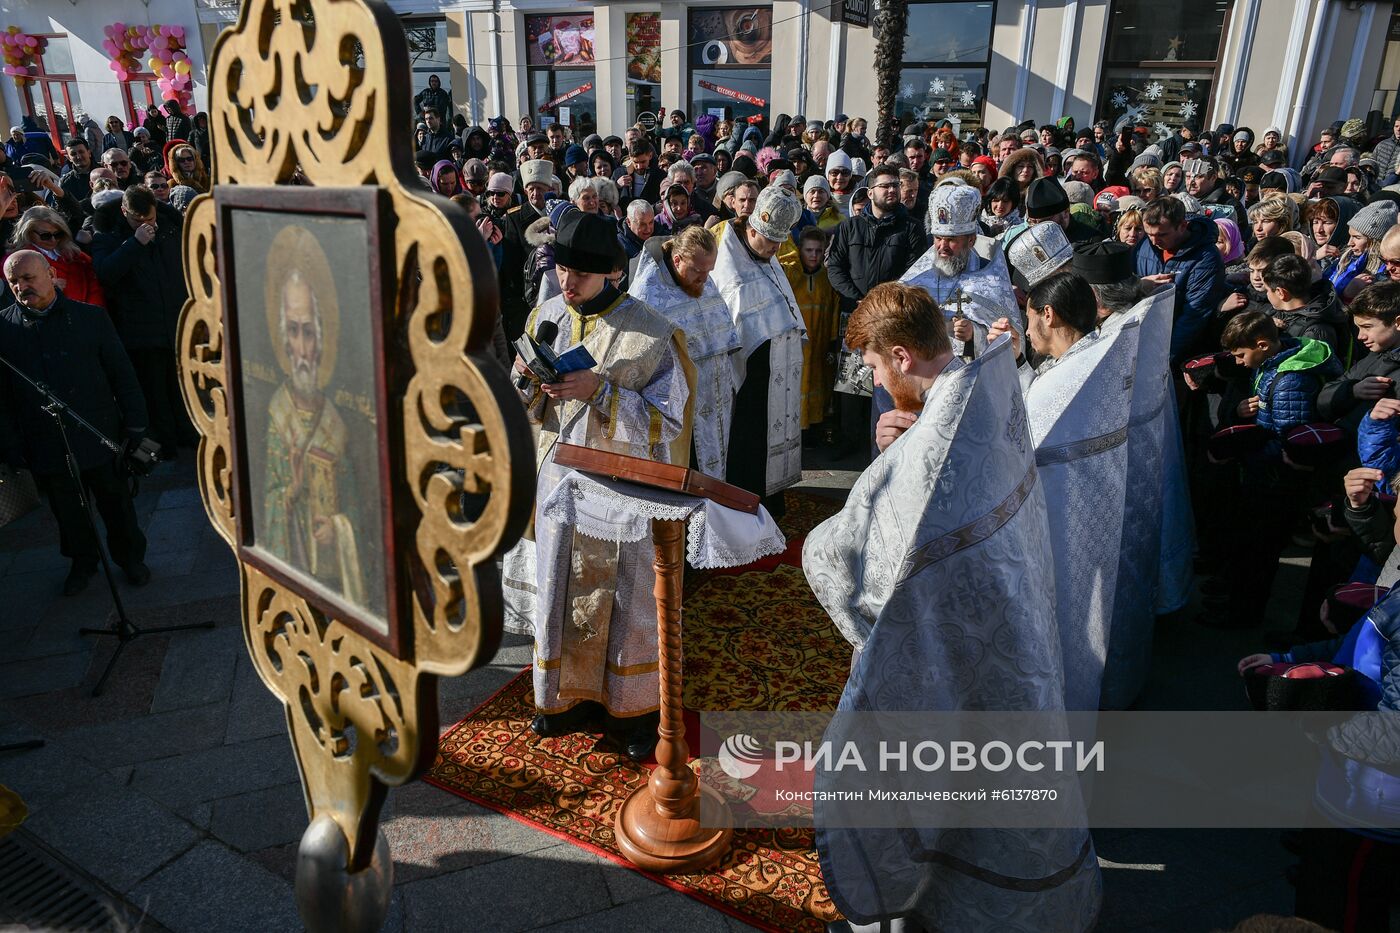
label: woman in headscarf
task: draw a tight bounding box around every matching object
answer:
[166,142,210,193]
[998,147,1045,203]
[430,160,462,196]
[654,179,702,236]
[1223,128,1258,174]
[1214,218,1246,274]
[1162,161,1186,194]
[713,147,733,176]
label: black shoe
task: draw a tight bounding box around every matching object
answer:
[608,711,660,761]
[121,561,151,586]
[62,565,95,597]
[530,701,604,738]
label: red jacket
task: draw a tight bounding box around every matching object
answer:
[47,251,105,308]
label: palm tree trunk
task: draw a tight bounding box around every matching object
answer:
[874,0,910,149]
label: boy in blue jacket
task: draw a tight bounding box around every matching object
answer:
[1200,311,1342,628]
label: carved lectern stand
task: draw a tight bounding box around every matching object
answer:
[177,0,532,929]
[548,445,780,873]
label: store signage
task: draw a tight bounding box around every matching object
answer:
[540,81,593,112]
[698,79,766,108]
[840,0,870,28]
[638,111,658,130]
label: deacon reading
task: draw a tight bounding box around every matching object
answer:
[262,265,370,612]
[502,209,695,761]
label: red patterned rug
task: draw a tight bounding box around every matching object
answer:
[427,490,849,932]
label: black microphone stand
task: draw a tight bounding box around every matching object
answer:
[0,350,214,697]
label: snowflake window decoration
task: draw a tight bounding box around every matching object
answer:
[928,77,945,95]
[1111,90,1129,110]
[900,82,915,100]
[1153,122,1171,140]
[1178,100,1198,119]
[958,89,976,108]
[1186,80,1197,90]
[1123,104,1147,125]
[1143,81,1164,101]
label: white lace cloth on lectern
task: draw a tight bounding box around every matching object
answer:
[539,470,787,570]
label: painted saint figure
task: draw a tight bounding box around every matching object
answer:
[261,268,369,611]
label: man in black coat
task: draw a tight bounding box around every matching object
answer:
[611,140,665,211]
[59,136,94,203]
[419,107,456,157]
[499,159,556,340]
[0,250,150,595]
[90,185,190,457]
[827,165,927,309]
[825,164,928,459]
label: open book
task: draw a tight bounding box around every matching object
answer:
[513,332,597,384]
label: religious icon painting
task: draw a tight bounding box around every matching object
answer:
[215,186,410,656]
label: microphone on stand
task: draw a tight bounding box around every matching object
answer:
[515,320,559,390]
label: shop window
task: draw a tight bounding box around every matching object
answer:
[526,14,596,135]
[404,17,451,111]
[21,35,83,151]
[897,2,995,137]
[688,7,771,123]
[1097,0,1232,138]
[1371,3,1400,119]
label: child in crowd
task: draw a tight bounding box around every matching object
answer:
[1318,281,1400,434]
[1262,252,1351,362]
[1199,312,1341,628]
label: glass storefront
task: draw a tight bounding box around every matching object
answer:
[526,14,598,133]
[1097,0,1231,137]
[1371,3,1400,119]
[898,2,995,136]
[688,7,771,121]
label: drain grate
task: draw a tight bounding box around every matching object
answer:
[0,830,149,932]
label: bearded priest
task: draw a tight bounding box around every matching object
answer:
[803,282,1102,931]
[629,225,742,478]
[501,207,696,761]
[710,185,807,518]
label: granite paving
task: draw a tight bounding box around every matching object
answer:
[0,455,1316,931]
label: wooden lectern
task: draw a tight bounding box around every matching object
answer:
[553,444,755,873]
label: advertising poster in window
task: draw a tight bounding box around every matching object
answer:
[525,15,596,67]
[688,7,773,67]
[627,13,661,84]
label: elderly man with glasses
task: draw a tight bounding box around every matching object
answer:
[101,147,136,190]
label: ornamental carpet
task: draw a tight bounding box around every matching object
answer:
[426,490,849,933]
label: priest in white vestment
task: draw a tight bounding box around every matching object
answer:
[1074,243,1188,708]
[501,208,696,761]
[870,185,1020,440]
[992,269,1138,712]
[629,225,741,478]
[803,281,1101,932]
[709,185,806,517]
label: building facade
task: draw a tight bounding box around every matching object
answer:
[2,0,1399,166]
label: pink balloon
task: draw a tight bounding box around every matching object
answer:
[151,35,165,50]
[117,69,129,81]
[159,48,173,61]
[24,37,36,48]
[173,26,185,38]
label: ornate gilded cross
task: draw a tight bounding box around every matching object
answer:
[177,0,533,928]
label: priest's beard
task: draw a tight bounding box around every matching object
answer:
[883,365,925,414]
[931,250,971,278]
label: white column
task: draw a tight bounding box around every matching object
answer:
[1270,0,1311,133]
[489,6,502,118]
[1051,0,1079,119]
[1221,0,1260,125]
[1287,0,1333,164]
[1012,0,1039,123]
[1340,1,1378,119]
[826,18,843,118]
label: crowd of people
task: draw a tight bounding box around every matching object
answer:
[2,74,1400,929]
